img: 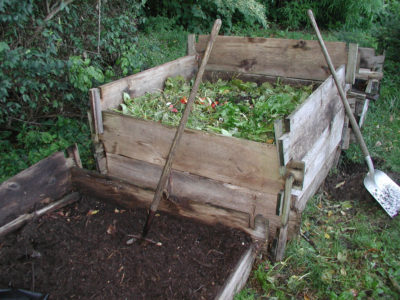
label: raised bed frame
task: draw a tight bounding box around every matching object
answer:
[0,35,385,298]
[88,35,355,258]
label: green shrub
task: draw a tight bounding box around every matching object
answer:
[260,0,384,30]
[144,0,267,33]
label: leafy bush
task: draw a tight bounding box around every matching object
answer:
[374,1,400,61]
[0,117,94,183]
[260,0,384,30]
[144,0,267,33]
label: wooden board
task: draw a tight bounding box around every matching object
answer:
[215,245,256,300]
[358,47,385,71]
[100,111,283,194]
[293,146,341,212]
[0,152,72,226]
[279,65,345,164]
[195,35,347,81]
[106,153,298,237]
[71,166,300,240]
[98,56,198,111]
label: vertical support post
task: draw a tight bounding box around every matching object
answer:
[275,174,294,261]
[346,43,358,85]
[187,34,197,56]
[67,143,83,168]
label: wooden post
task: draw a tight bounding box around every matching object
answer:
[187,34,197,56]
[346,43,358,85]
[141,19,222,238]
[275,175,294,261]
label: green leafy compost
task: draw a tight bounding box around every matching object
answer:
[117,76,313,143]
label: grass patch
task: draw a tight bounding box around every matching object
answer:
[237,193,400,299]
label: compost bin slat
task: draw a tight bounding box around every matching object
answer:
[105,153,300,239]
[195,35,347,81]
[99,55,198,111]
[71,167,301,240]
[100,111,283,194]
[0,152,72,226]
[279,65,346,164]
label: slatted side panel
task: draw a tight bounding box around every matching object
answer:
[195,35,347,81]
[100,111,283,195]
[277,66,346,211]
[98,55,198,111]
[0,152,72,226]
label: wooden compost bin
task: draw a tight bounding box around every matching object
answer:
[0,36,384,298]
[87,35,368,260]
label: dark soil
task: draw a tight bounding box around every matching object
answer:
[324,158,400,209]
[0,197,251,299]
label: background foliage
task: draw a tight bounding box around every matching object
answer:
[0,0,399,183]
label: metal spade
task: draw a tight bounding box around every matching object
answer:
[308,9,400,217]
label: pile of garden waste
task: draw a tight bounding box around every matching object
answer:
[117,76,313,143]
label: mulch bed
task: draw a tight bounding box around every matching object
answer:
[0,196,251,299]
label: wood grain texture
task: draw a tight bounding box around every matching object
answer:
[279,65,345,164]
[101,111,283,194]
[106,153,298,238]
[99,55,198,111]
[215,245,256,300]
[293,146,341,212]
[72,160,300,240]
[195,35,347,81]
[0,152,72,226]
[358,47,385,70]
[0,192,80,239]
[346,43,358,84]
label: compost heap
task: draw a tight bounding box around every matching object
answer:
[117,76,313,143]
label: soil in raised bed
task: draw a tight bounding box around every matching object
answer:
[0,196,251,299]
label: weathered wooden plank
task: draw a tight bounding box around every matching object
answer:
[299,109,344,193]
[346,43,358,84]
[0,192,80,239]
[99,55,198,111]
[294,146,341,212]
[101,111,283,194]
[0,152,72,226]
[203,70,322,87]
[71,165,301,240]
[187,34,196,56]
[356,68,383,80]
[358,47,385,70]
[106,153,291,236]
[195,35,347,81]
[215,245,256,300]
[280,65,345,163]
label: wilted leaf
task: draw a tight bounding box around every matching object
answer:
[87,209,99,216]
[341,201,352,210]
[335,181,346,188]
[107,223,117,235]
[324,233,330,239]
[340,267,347,276]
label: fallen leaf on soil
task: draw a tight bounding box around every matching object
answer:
[107,223,117,235]
[324,233,330,239]
[327,210,333,217]
[335,181,345,188]
[87,209,99,216]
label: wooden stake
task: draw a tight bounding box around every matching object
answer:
[141,19,222,238]
[0,192,80,238]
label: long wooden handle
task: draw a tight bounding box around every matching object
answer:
[141,20,222,237]
[307,10,375,174]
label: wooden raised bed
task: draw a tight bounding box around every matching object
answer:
[88,35,354,260]
[0,35,384,298]
[0,148,259,299]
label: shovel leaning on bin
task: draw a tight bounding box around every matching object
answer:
[308,9,400,217]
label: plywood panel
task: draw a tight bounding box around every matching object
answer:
[195,35,347,81]
[99,55,198,111]
[101,111,283,194]
[0,152,72,226]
